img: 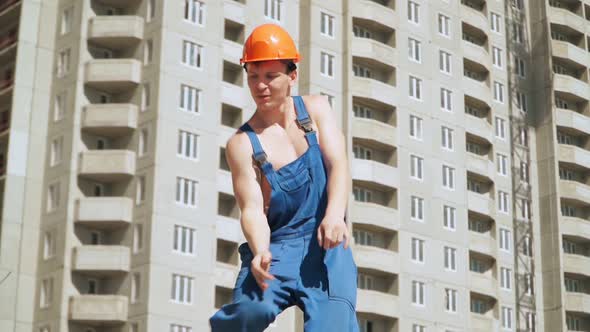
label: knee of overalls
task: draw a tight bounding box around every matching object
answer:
[209,300,278,332]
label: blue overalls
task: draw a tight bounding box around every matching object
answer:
[210,96,359,332]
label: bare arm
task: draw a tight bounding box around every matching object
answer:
[306,95,351,249]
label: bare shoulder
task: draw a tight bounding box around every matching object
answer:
[300,95,332,124]
[225,130,253,168]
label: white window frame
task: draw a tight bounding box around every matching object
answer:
[443,205,456,230]
[490,12,502,34]
[54,92,66,122]
[409,75,423,100]
[442,165,455,190]
[180,84,201,114]
[442,126,454,151]
[515,57,525,77]
[501,306,513,330]
[40,277,53,308]
[43,231,56,259]
[516,91,527,112]
[136,175,146,205]
[444,246,457,271]
[412,280,425,306]
[133,223,143,253]
[497,153,508,176]
[495,117,506,139]
[408,1,420,25]
[492,46,503,69]
[173,224,196,255]
[438,14,451,37]
[493,81,505,103]
[138,127,148,157]
[320,12,335,38]
[321,52,335,78]
[57,48,71,78]
[445,288,458,313]
[439,49,452,74]
[171,274,193,304]
[177,130,199,160]
[440,88,452,112]
[409,37,421,63]
[264,0,283,22]
[498,190,510,214]
[50,136,63,167]
[410,155,424,181]
[131,272,140,303]
[410,115,423,140]
[47,181,60,212]
[500,267,512,291]
[411,196,425,222]
[411,237,425,263]
[61,6,73,35]
[184,0,206,26]
[175,177,198,208]
[499,228,512,252]
[181,40,203,69]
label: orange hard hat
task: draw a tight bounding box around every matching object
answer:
[240,24,300,64]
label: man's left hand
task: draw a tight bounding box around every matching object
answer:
[317,215,350,250]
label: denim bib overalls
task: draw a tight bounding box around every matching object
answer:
[210,96,359,332]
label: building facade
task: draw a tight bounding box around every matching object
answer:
[2,0,590,331]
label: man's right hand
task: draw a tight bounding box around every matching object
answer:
[250,250,275,291]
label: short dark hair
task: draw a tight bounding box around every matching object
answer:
[243,60,297,74]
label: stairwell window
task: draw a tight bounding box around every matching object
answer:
[136,175,146,205]
[61,6,73,35]
[43,231,56,259]
[47,181,60,212]
[131,272,140,303]
[40,278,53,308]
[516,91,527,112]
[513,23,524,44]
[515,57,526,77]
[138,128,149,157]
[50,136,63,167]
[57,48,70,78]
[54,92,66,122]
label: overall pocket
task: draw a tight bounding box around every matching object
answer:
[277,167,311,192]
[323,243,358,310]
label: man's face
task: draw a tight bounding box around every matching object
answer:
[245,60,296,110]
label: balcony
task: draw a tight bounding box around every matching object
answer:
[217,169,233,195]
[351,118,396,148]
[549,6,586,35]
[353,245,399,275]
[469,272,497,298]
[563,253,590,277]
[556,108,590,137]
[84,59,141,92]
[72,245,130,274]
[69,295,128,324]
[216,214,241,243]
[560,180,590,205]
[356,289,398,318]
[565,292,590,314]
[469,231,497,257]
[351,76,396,107]
[562,217,590,242]
[552,40,588,68]
[78,150,136,182]
[0,0,19,18]
[352,37,397,68]
[465,115,493,144]
[554,73,590,102]
[82,104,138,137]
[468,191,494,217]
[466,154,494,179]
[92,0,141,7]
[221,81,246,109]
[223,39,242,64]
[88,16,144,49]
[0,34,17,64]
[349,201,399,232]
[75,197,133,229]
[351,0,396,31]
[223,0,246,25]
[462,77,491,105]
[351,159,398,190]
[470,314,494,332]
[215,261,239,289]
[460,5,488,36]
[559,144,590,170]
[463,40,489,68]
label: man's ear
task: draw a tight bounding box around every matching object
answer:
[288,70,297,87]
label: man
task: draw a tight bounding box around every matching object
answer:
[210,24,359,332]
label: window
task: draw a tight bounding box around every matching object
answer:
[176,177,198,207]
[353,64,371,78]
[513,23,524,43]
[264,0,283,22]
[410,155,424,180]
[516,91,527,112]
[40,278,53,308]
[409,76,422,100]
[440,88,452,111]
[39,326,50,332]
[493,81,504,103]
[359,319,374,332]
[497,154,508,176]
[500,228,511,252]
[43,231,55,259]
[492,47,502,69]
[47,182,60,212]
[442,127,454,150]
[353,25,372,38]
[555,97,569,109]
[322,93,335,109]
[561,204,576,217]
[138,128,148,157]
[467,179,481,193]
[495,117,506,139]
[563,239,577,254]
[408,1,420,24]
[471,298,486,313]
[511,0,524,9]
[61,7,73,35]
[141,83,150,111]
[412,280,425,306]
[502,306,513,329]
[445,288,457,312]
[171,274,193,304]
[321,52,335,77]
[353,104,373,119]
[181,40,203,68]
[444,246,457,271]
[321,12,335,37]
[500,267,512,290]
[131,272,140,303]
[130,323,139,332]
[180,85,201,113]
[50,136,63,167]
[136,175,146,204]
[520,162,529,183]
[498,191,509,214]
[525,273,534,295]
[567,316,581,331]
[57,48,70,77]
[353,187,372,202]
[409,38,421,62]
[144,39,153,65]
[410,115,423,140]
[174,225,196,255]
[439,50,452,74]
[515,57,525,77]
[442,165,455,190]
[147,0,155,21]
[177,130,199,160]
[133,224,143,253]
[184,0,205,26]
[470,257,485,273]
[411,196,424,221]
[523,235,533,256]
[438,14,451,37]
[519,127,528,147]
[521,199,531,221]
[443,205,456,230]
[353,145,372,160]
[54,92,66,122]
[413,325,425,332]
[411,237,424,263]
[490,13,502,33]
[526,312,536,331]
[565,277,579,292]
[357,273,374,289]
[353,230,374,246]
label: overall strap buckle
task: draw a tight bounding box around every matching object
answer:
[297,117,314,133]
[253,151,268,165]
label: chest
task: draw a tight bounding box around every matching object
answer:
[258,122,319,170]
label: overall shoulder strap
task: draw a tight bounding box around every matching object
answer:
[239,123,273,174]
[292,96,318,146]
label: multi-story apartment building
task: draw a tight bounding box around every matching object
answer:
[2,0,590,331]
